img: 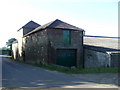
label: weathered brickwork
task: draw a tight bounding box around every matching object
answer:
[25,30,48,64]
[24,28,84,68]
[12,19,84,68]
[47,28,84,67]
[12,20,120,68]
[13,21,40,61]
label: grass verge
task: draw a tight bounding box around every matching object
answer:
[33,63,119,74]
[12,59,119,74]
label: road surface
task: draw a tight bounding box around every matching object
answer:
[1,55,118,88]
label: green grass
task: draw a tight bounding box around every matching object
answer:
[33,63,119,74]
[13,59,119,74]
[0,48,10,50]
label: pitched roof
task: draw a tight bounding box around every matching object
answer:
[18,20,40,31]
[84,45,120,53]
[84,36,119,50]
[24,19,84,37]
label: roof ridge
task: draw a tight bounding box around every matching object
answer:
[41,19,57,28]
[23,19,84,37]
[17,20,40,31]
[23,19,58,36]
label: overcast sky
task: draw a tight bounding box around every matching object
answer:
[0,0,118,47]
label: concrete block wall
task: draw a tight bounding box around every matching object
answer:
[84,49,110,68]
[110,53,120,67]
[84,46,119,68]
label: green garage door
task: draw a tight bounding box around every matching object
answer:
[56,49,76,67]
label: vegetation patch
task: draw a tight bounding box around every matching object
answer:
[0,47,10,55]
[33,62,119,74]
[12,59,119,74]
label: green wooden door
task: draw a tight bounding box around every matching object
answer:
[56,49,76,67]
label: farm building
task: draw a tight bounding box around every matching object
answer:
[23,19,84,68]
[11,40,18,59]
[13,20,40,60]
[12,19,119,68]
[84,36,120,68]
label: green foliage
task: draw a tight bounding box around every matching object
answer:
[0,47,10,55]
[0,50,10,55]
[6,38,16,47]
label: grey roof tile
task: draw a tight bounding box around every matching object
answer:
[18,20,40,31]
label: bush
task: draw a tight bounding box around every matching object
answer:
[0,49,11,55]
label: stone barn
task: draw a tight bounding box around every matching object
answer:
[15,20,40,61]
[24,19,84,68]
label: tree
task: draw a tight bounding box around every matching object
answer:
[6,38,16,47]
[6,38,17,55]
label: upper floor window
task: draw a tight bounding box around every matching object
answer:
[63,30,71,45]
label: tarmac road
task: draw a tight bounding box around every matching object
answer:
[1,55,118,89]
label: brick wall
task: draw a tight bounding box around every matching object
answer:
[24,28,84,68]
[25,30,48,64]
[47,28,84,68]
